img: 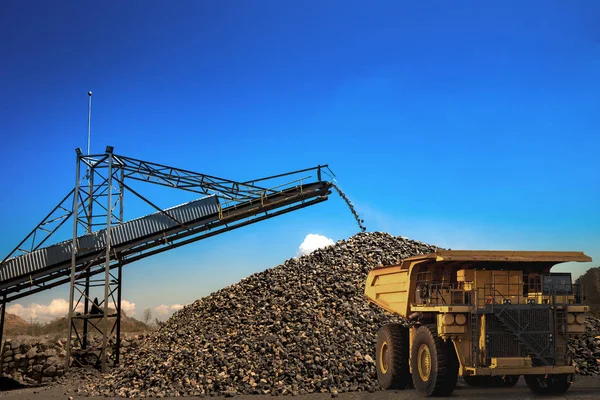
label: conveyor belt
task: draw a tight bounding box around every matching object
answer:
[0,180,331,302]
[0,196,220,287]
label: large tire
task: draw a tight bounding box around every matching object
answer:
[524,374,571,395]
[410,325,458,397]
[376,323,411,390]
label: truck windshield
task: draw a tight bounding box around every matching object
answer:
[542,274,572,294]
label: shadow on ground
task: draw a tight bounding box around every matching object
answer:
[0,377,25,391]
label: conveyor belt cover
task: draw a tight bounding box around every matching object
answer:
[0,195,219,284]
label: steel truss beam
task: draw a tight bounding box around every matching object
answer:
[0,146,334,373]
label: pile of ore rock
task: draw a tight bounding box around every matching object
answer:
[1,339,67,385]
[0,333,149,386]
[86,232,439,398]
[569,317,600,376]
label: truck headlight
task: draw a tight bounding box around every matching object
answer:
[575,313,586,324]
[442,314,455,325]
[455,314,467,325]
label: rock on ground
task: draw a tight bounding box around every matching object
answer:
[569,317,600,376]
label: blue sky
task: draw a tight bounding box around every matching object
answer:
[1,1,598,321]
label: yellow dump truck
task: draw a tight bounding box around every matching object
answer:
[364,250,592,397]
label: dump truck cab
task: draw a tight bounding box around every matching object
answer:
[364,250,592,397]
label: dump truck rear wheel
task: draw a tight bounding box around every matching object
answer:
[376,323,411,390]
[524,374,571,395]
[410,325,458,397]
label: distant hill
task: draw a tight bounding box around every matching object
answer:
[3,313,30,336]
[3,309,149,338]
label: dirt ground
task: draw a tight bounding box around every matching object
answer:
[1,378,600,400]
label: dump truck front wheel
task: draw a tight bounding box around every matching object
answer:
[410,325,458,397]
[524,374,571,395]
[376,323,411,390]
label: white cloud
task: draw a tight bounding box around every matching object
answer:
[6,298,135,324]
[121,300,136,316]
[154,304,185,319]
[297,234,335,257]
[7,298,73,324]
[155,305,170,316]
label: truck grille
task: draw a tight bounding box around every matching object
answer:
[485,306,555,365]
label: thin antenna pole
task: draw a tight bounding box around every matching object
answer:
[87,91,92,155]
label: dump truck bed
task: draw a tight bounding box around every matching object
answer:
[364,250,591,317]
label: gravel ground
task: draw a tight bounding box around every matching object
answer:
[2,378,600,400]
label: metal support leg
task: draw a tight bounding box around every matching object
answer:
[119,167,124,223]
[66,151,82,371]
[115,264,123,365]
[83,150,94,351]
[82,276,90,350]
[101,152,114,373]
[0,297,6,351]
